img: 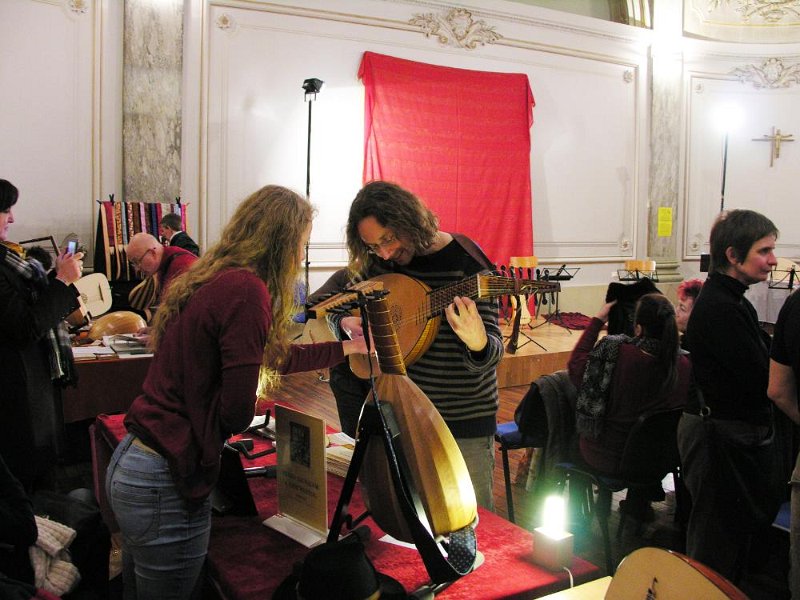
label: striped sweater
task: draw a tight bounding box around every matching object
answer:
[367,238,503,439]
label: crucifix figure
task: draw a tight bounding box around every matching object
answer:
[752,126,794,167]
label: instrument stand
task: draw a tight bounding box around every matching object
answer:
[327,294,474,592]
[530,266,579,334]
[505,294,546,354]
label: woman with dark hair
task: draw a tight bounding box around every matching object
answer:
[0,179,84,491]
[106,185,367,599]
[568,293,693,476]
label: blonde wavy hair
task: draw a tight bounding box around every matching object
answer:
[151,185,313,390]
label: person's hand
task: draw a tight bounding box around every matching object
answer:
[343,336,369,356]
[339,315,364,340]
[135,326,151,349]
[596,300,617,323]
[445,296,487,352]
[55,250,84,285]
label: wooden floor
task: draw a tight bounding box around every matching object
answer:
[496,315,580,388]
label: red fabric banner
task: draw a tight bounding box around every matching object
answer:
[358,51,535,266]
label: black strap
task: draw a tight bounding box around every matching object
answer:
[452,233,493,270]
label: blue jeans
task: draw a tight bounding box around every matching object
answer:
[106,434,211,600]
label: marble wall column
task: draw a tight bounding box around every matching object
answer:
[646,0,684,283]
[123,0,183,204]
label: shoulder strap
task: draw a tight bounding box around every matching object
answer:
[452,233,492,270]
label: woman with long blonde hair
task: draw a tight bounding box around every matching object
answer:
[106,185,366,599]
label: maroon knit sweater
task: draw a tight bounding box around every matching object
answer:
[125,268,345,502]
[567,317,692,475]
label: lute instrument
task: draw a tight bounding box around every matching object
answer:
[357,293,477,542]
[307,271,559,379]
[322,286,478,582]
[605,546,749,599]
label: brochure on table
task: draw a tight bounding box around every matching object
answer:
[263,405,328,547]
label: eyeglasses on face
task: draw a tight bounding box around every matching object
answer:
[364,232,397,254]
[129,247,155,267]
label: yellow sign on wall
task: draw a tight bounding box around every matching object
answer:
[657,207,673,237]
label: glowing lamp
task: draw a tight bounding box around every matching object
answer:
[532,495,573,570]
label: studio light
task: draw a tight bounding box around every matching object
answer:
[302,77,324,98]
[713,102,743,213]
[302,77,324,294]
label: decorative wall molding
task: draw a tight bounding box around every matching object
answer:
[730,57,800,88]
[69,0,88,14]
[685,0,800,42]
[708,0,800,23]
[216,13,233,30]
[409,8,501,49]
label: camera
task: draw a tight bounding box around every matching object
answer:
[67,240,78,254]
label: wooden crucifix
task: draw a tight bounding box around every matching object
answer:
[752,126,794,167]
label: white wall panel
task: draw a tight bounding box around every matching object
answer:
[683,49,800,261]
[200,0,650,286]
[0,0,94,247]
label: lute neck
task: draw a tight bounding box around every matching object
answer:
[425,274,544,319]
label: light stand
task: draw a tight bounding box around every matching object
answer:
[302,77,324,296]
[713,103,742,214]
[720,130,729,213]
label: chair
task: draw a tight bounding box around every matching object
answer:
[494,421,539,523]
[773,500,790,533]
[553,407,683,574]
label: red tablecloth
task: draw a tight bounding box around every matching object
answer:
[95,413,599,599]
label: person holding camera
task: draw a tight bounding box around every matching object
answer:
[0,179,84,491]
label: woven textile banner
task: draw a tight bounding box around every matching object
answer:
[359,51,535,266]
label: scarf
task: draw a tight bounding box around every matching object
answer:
[574,334,661,438]
[1,243,76,385]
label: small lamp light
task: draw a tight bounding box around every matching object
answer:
[532,495,573,570]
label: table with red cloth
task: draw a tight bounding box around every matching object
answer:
[92,412,599,599]
[63,355,151,423]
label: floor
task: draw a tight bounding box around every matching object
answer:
[55,372,792,599]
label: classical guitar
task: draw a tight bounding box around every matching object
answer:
[308,272,559,379]
[67,273,112,327]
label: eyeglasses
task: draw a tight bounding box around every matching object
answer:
[129,247,155,267]
[364,233,397,254]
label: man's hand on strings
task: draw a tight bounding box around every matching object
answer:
[445,296,487,353]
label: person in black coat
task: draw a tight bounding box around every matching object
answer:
[0,179,83,491]
[159,212,200,256]
[0,453,37,587]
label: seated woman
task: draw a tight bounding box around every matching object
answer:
[567,293,693,477]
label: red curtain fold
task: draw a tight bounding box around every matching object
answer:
[358,51,535,266]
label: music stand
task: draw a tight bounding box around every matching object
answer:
[768,266,797,290]
[617,259,658,283]
[531,265,579,333]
